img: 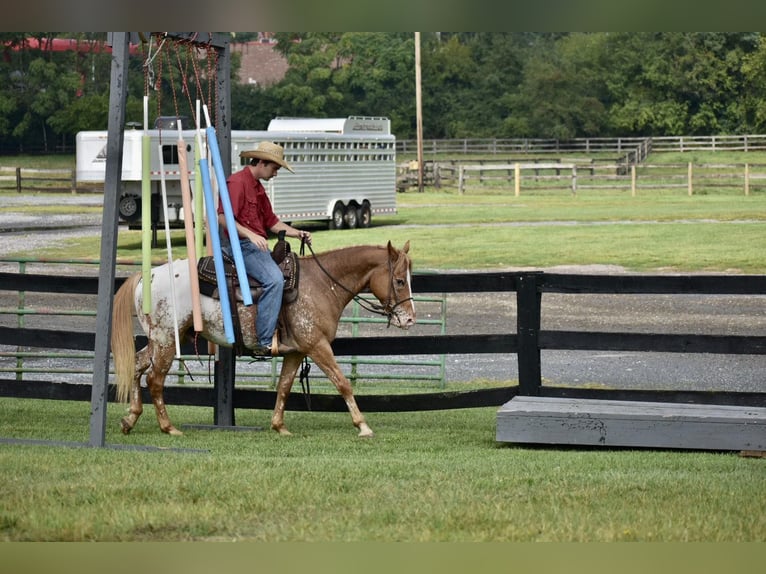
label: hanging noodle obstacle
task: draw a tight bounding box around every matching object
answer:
[138,34,254,347]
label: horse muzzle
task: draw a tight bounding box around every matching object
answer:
[391,311,416,330]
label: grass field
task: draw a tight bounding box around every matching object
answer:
[4,184,766,273]
[2,399,764,542]
[1,150,765,543]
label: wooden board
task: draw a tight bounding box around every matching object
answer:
[496,396,766,451]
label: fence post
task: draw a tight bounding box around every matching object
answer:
[571,165,577,195]
[458,166,465,195]
[631,164,637,197]
[516,272,542,396]
[745,163,750,196]
[688,162,693,196]
[71,169,77,194]
[514,163,520,197]
[15,167,21,193]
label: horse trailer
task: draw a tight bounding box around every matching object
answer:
[75,116,397,229]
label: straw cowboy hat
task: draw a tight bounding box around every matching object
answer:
[240,141,294,173]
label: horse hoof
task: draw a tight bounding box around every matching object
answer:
[120,418,133,435]
[274,427,293,437]
[165,427,184,436]
[358,426,374,438]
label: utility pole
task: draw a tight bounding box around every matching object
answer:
[415,32,424,193]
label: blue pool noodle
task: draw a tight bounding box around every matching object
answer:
[199,158,235,344]
[206,126,253,306]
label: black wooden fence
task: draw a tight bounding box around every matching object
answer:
[1,270,765,414]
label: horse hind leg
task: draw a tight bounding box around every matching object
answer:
[146,344,183,436]
[120,346,151,435]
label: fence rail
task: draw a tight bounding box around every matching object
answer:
[401,160,766,196]
[0,258,446,389]
[0,166,89,193]
[1,264,764,413]
[396,134,766,156]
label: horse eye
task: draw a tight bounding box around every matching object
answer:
[396,278,406,288]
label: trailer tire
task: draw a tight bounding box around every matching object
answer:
[119,195,141,223]
[330,202,346,230]
[358,201,372,228]
[344,202,359,229]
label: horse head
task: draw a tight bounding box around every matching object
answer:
[369,240,416,330]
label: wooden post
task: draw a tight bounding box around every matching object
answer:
[415,32,424,193]
[631,164,637,197]
[458,166,465,195]
[514,163,520,197]
[71,169,77,194]
[516,272,542,396]
[89,31,129,447]
[745,163,750,196]
[15,167,21,193]
[571,165,577,195]
[688,162,693,196]
[214,350,236,427]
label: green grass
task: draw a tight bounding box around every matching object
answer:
[2,152,766,542]
[7,191,763,273]
[1,398,764,542]
[0,154,75,170]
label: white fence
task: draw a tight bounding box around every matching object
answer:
[413,161,766,196]
[396,134,766,157]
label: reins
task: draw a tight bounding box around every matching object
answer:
[300,239,412,326]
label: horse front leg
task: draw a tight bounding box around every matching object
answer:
[271,353,303,436]
[310,343,373,438]
[120,346,151,435]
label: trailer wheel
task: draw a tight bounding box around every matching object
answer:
[329,201,346,230]
[119,195,141,222]
[358,201,372,228]
[344,202,359,229]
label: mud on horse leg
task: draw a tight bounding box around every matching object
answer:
[120,346,150,435]
[270,353,303,436]
[146,344,183,436]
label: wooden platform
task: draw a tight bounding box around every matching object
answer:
[496,397,766,451]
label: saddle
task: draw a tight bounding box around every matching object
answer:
[196,233,299,305]
[196,233,300,358]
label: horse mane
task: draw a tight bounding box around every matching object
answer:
[300,243,388,260]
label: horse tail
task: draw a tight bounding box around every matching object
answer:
[112,272,141,404]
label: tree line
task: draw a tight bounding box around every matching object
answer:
[2,32,766,154]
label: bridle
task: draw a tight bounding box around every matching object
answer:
[301,239,413,327]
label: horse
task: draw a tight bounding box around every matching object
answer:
[111,241,415,437]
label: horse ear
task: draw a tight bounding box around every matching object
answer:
[387,240,410,259]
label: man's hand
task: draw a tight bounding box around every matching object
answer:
[297,230,312,245]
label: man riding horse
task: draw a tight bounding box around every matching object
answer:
[217,141,312,357]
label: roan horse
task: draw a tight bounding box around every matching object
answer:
[111,241,415,437]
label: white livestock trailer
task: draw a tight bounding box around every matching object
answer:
[75,116,397,229]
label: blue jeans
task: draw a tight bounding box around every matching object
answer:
[221,236,284,347]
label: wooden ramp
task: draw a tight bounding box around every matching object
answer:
[496,397,766,451]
